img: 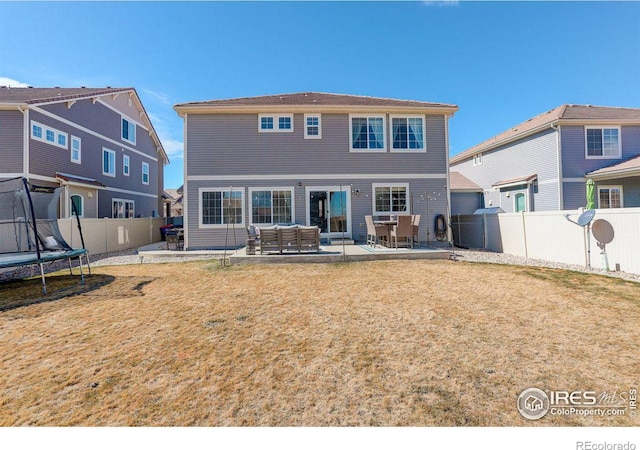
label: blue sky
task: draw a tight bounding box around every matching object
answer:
[1,1,639,189]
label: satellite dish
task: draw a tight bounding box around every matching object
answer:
[592,219,614,245]
[576,209,596,227]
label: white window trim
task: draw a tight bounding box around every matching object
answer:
[597,185,624,208]
[102,147,116,178]
[372,183,410,215]
[585,126,622,160]
[121,115,137,145]
[248,187,296,225]
[258,113,294,133]
[142,162,149,185]
[389,115,426,153]
[30,120,68,150]
[71,136,81,164]
[349,115,387,152]
[473,153,483,166]
[513,191,527,212]
[70,194,84,218]
[112,198,135,218]
[303,114,322,140]
[123,154,130,176]
[198,187,245,228]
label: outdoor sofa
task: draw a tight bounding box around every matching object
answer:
[257,225,321,254]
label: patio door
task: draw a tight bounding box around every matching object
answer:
[307,187,351,237]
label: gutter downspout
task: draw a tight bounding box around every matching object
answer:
[445,113,453,246]
[19,106,29,178]
[551,122,563,209]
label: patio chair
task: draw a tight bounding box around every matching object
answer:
[298,226,320,252]
[259,227,280,254]
[411,214,421,247]
[390,215,413,249]
[365,215,388,247]
[278,225,299,253]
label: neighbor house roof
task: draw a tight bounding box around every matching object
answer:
[0,86,169,164]
[451,104,640,165]
[492,174,538,189]
[587,154,640,181]
[56,172,106,189]
[175,92,458,115]
[449,172,483,192]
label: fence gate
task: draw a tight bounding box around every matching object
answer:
[451,214,486,249]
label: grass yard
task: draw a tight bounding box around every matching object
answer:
[0,259,638,426]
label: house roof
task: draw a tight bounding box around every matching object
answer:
[587,154,640,181]
[56,172,106,189]
[449,172,483,192]
[492,174,537,189]
[451,104,640,165]
[0,86,169,164]
[175,92,458,114]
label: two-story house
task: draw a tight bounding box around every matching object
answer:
[450,104,640,213]
[174,92,458,249]
[0,86,168,218]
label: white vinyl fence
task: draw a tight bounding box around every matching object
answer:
[58,217,166,256]
[480,209,640,275]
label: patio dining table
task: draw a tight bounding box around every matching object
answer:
[373,219,397,247]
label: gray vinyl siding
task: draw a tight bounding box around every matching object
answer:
[186,113,447,176]
[0,110,24,174]
[450,192,483,215]
[561,125,640,178]
[185,112,450,249]
[563,181,587,210]
[451,128,560,211]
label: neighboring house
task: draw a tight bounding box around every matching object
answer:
[164,186,184,217]
[450,105,640,212]
[450,171,483,215]
[0,86,168,218]
[174,92,458,249]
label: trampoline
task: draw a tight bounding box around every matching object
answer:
[0,177,90,294]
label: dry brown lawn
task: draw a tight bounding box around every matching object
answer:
[0,259,638,426]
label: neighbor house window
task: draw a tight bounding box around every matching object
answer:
[121,116,136,145]
[350,115,385,151]
[30,121,68,149]
[598,186,623,208]
[102,148,116,177]
[123,154,130,176]
[258,114,294,132]
[373,184,408,214]
[250,188,294,224]
[112,199,135,218]
[142,162,149,185]
[200,189,244,227]
[70,194,83,217]
[586,127,621,158]
[473,153,483,166]
[391,116,424,151]
[304,114,322,139]
[71,136,81,163]
[514,192,526,212]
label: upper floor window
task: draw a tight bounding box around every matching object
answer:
[586,126,621,159]
[142,162,150,185]
[200,188,244,227]
[598,186,623,208]
[102,147,116,177]
[304,114,322,139]
[71,136,81,164]
[31,121,68,150]
[473,153,483,166]
[121,116,136,145]
[258,114,294,132]
[391,116,424,151]
[350,115,386,151]
[123,154,130,176]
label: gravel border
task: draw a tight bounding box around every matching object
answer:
[2,247,638,284]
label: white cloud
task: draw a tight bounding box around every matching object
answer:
[0,77,30,87]
[142,88,173,106]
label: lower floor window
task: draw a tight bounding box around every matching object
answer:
[373,184,408,214]
[250,189,293,224]
[598,186,623,208]
[70,194,83,217]
[113,199,135,218]
[201,189,243,226]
